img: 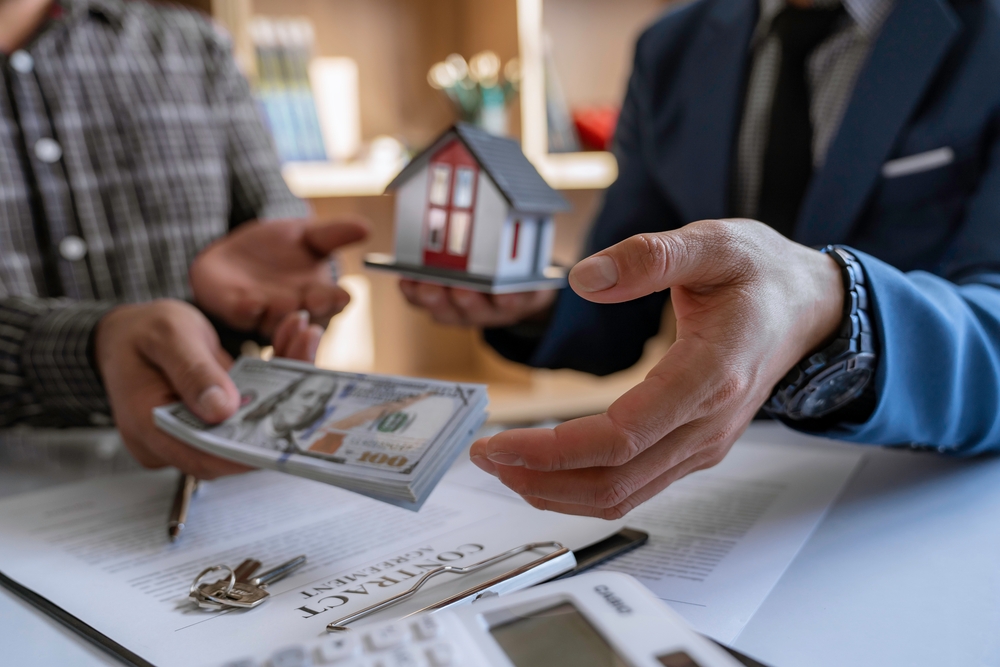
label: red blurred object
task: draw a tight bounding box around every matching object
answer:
[572,106,620,151]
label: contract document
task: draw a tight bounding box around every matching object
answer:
[598,430,863,642]
[0,470,620,667]
[0,425,862,664]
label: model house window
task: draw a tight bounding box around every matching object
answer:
[426,208,447,251]
[429,165,452,206]
[453,167,475,209]
[510,220,521,259]
[448,211,471,255]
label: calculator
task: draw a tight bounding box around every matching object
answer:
[219,572,745,667]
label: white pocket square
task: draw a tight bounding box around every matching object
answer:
[882,147,955,178]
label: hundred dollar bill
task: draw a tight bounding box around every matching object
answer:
[154,357,488,509]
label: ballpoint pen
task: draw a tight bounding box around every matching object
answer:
[168,473,198,543]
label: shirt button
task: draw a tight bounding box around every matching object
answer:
[59,235,88,261]
[9,50,34,74]
[34,137,63,163]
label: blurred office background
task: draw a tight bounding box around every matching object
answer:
[1,0,687,493]
[180,0,685,424]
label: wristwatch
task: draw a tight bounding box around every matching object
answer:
[765,245,878,420]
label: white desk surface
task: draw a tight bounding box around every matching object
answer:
[733,425,1000,667]
[2,423,999,667]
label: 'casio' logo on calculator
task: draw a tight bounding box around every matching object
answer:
[593,585,633,614]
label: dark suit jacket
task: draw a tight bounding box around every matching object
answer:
[488,0,1000,454]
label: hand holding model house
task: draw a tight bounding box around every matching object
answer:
[366,123,570,296]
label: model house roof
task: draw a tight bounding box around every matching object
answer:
[387,123,570,214]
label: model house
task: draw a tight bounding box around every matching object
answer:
[365,123,570,293]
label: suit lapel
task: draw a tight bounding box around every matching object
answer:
[796,0,960,246]
[646,0,757,224]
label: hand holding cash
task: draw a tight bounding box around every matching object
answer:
[154,358,488,510]
[95,300,325,479]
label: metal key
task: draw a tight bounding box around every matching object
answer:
[198,555,307,610]
[224,554,307,609]
[233,558,262,583]
[190,559,260,611]
[192,558,262,610]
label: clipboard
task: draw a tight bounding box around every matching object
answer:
[1,527,769,667]
[0,528,646,667]
[325,527,650,630]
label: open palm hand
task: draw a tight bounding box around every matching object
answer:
[190,218,368,337]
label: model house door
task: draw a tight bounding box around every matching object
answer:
[423,141,479,271]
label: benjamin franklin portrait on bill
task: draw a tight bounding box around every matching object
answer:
[219,373,339,452]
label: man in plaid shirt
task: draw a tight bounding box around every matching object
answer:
[0,0,368,477]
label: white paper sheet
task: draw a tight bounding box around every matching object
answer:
[0,429,862,664]
[598,436,863,642]
[0,470,619,667]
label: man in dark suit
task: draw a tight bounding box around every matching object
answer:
[402,0,1000,518]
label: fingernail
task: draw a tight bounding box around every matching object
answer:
[198,385,230,418]
[308,325,324,350]
[297,310,309,325]
[487,451,524,466]
[471,454,498,476]
[307,337,322,362]
[571,256,618,292]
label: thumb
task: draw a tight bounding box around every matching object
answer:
[141,322,240,424]
[303,219,370,257]
[568,220,745,304]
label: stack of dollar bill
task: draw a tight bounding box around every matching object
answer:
[154,358,488,510]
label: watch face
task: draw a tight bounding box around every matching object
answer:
[800,367,872,418]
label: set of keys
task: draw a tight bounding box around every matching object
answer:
[189,555,307,610]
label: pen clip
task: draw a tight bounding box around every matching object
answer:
[326,541,575,631]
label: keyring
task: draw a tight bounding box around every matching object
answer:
[189,564,236,599]
[196,588,245,609]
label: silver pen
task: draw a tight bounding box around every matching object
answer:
[167,473,198,543]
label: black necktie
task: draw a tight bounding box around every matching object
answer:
[757,4,845,238]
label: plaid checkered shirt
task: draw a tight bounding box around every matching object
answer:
[0,0,306,428]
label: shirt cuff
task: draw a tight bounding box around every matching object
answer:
[21,300,116,426]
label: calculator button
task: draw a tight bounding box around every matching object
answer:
[410,616,440,641]
[375,648,427,667]
[221,660,258,667]
[364,624,408,652]
[314,633,361,663]
[424,644,455,667]
[269,646,308,667]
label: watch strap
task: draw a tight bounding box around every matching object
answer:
[766,245,877,420]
